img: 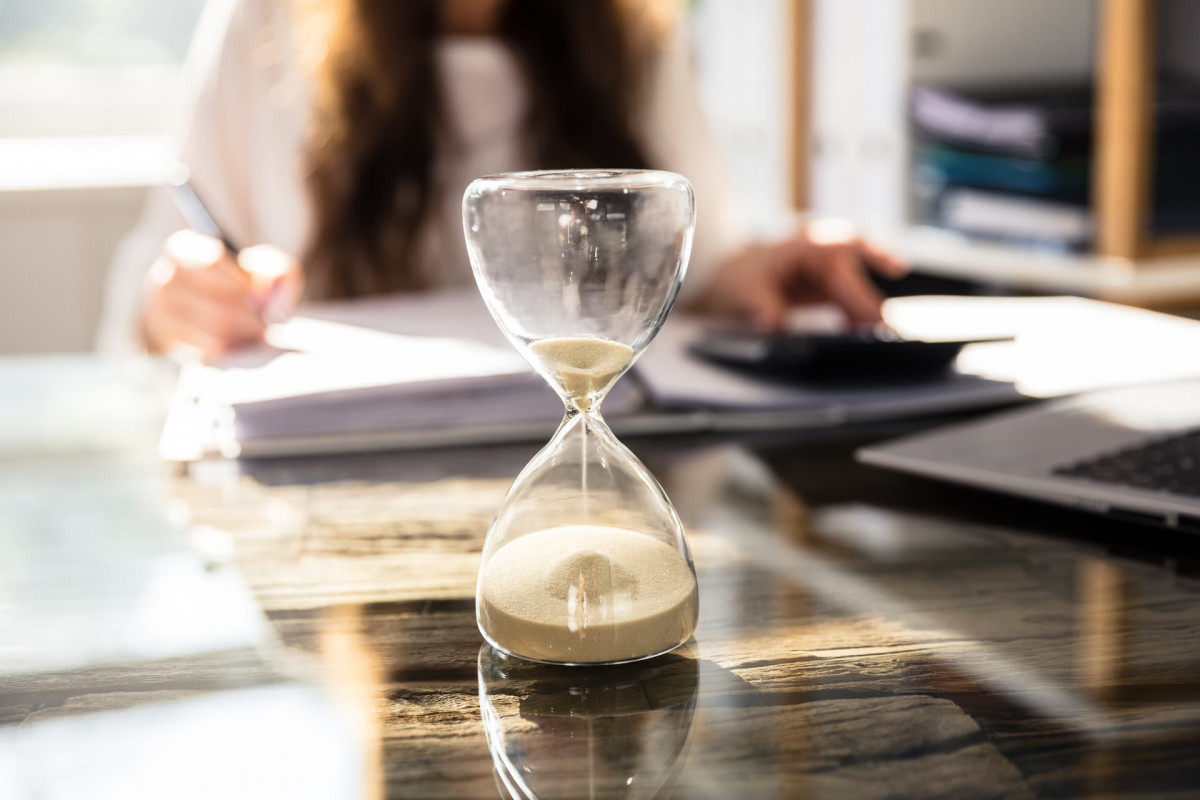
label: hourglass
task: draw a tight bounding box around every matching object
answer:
[464,169,698,665]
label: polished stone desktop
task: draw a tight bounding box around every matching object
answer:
[4,358,1200,799]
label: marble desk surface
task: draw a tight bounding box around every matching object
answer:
[4,360,1200,799]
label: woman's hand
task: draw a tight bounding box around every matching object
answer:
[692,219,907,330]
[142,229,304,361]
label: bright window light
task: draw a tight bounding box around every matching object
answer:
[0,0,206,138]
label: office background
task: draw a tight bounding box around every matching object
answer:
[1,0,1147,355]
[5,0,1200,355]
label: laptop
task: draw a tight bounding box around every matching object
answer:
[858,378,1200,530]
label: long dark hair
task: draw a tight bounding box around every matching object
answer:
[302,0,666,299]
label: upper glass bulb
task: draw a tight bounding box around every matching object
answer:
[463,169,695,412]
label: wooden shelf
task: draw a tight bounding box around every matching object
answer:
[894,226,1200,307]
[1093,0,1156,259]
[794,0,1200,302]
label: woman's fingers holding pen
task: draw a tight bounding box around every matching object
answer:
[145,274,263,359]
[142,230,273,361]
[238,244,305,325]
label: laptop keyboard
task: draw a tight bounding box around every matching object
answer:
[1052,428,1200,496]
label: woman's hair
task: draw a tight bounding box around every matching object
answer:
[301,0,673,299]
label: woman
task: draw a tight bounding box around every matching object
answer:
[98,0,904,359]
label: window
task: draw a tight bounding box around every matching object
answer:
[0,0,207,138]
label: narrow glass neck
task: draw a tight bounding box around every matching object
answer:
[563,403,605,421]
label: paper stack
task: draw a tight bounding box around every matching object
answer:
[160,291,643,459]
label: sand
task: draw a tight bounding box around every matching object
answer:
[478,525,698,664]
[527,337,633,411]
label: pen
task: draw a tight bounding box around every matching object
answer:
[164,162,291,324]
[165,163,242,255]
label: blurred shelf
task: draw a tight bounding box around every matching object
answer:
[798,0,1200,306]
[893,225,1200,306]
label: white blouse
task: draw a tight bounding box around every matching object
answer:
[96,0,744,352]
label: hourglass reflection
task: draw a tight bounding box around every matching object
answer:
[464,170,698,665]
[478,645,700,800]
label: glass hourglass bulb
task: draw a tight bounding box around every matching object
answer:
[464,169,698,665]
